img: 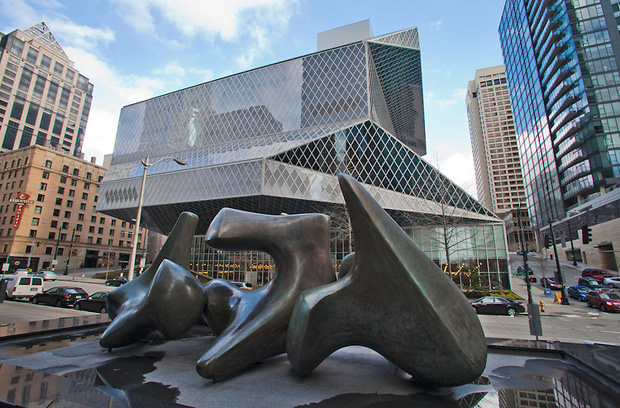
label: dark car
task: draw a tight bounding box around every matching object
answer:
[515,265,534,276]
[105,276,128,287]
[31,286,88,307]
[567,286,590,302]
[578,277,606,290]
[470,296,526,317]
[541,277,562,290]
[585,291,620,312]
[73,291,109,313]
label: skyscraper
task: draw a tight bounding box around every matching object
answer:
[466,65,534,251]
[0,22,94,157]
[500,0,620,270]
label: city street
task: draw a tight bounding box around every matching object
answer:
[1,257,620,344]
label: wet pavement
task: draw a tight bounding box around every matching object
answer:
[1,320,620,407]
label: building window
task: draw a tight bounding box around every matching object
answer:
[44,160,52,168]
[57,187,64,194]
[42,171,49,179]
[110,229,115,236]
[40,182,47,190]
[80,203,86,210]
[96,237,102,245]
[73,168,79,176]
[34,205,42,214]
[60,176,66,184]
[78,213,84,221]
[82,192,88,200]
[45,246,53,255]
[121,221,126,228]
[91,215,96,222]
[29,230,36,238]
[87,237,93,244]
[62,165,69,173]
[62,222,69,229]
[70,179,77,186]
[86,172,91,180]
[36,194,44,202]
[50,220,57,228]
[99,217,105,224]
[118,240,123,247]
[98,227,103,234]
[108,239,113,246]
[48,232,55,240]
[111,219,116,226]
[55,198,62,205]
[57,248,64,256]
[89,226,95,233]
[60,233,67,241]
[31,218,39,226]
[84,182,90,190]
[66,200,73,208]
[64,211,71,218]
[53,209,60,216]
[76,224,82,231]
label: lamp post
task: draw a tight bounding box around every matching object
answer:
[548,221,570,305]
[127,155,186,281]
[567,210,581,267]
[43,222,63,272]
[64,227,75,277]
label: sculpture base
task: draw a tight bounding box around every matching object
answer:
[0,322,619,407]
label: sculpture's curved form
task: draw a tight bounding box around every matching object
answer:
[100,212,201,348]
[286,174,487,387]
[100,259,206,348]
[197,208,336,380]
[105,211,198,320]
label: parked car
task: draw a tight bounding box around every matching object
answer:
[470,296,526,317]
[232,282,253,290]
[3,275,44,300]
[581,268,616,283]
[603,277,620,288]
[31,287,88,307]
[578,277,607,290]
[73,291,109,313]
[105,276,128,287]
[515,265,534,276]
[32,270,57,281]
[541,277,562,290]
[13,269,30,275]
[567,286,590,302]
[585,291,620,312]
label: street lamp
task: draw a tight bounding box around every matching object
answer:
[127,155,186,281]
[548,221,570,305]
[43,221,63,272]
[64,227,76,277]
[567,210,581,267]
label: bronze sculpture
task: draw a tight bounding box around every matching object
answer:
[100,175,487,388]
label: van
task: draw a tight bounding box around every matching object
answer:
[4,275,44,300]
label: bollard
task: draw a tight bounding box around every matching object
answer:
[539,300,545,312]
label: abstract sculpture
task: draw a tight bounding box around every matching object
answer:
[286,174,487,386]
[100,212,201,348]
[197,209,336,380]
[100,174,487,388]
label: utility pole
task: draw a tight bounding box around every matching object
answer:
[518,205,542,340]
[549,222,569,305]
[65,228,75,277]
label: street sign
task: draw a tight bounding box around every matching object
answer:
[1,263,9,272]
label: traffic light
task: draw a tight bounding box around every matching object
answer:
[524,276,536,284]
[544,233,553,248]
[582,225,592,244]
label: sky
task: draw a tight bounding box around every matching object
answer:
[0,0,507,197]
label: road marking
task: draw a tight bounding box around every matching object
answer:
[601,330,620,334]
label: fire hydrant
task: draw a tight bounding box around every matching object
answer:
[539,300,545,312]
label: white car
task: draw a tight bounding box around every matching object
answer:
[603,276,620,288]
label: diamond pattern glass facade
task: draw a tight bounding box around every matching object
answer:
[99,27,509,288]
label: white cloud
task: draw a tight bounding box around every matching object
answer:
[430,19,443,31]
[426,149,477,198]
[155,61,187,78]
[110,0,299,68]
[45,17,115,51]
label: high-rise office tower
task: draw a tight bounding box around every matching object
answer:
[500,0,620,269]
[0,22,94,157]
[466,65,533,251]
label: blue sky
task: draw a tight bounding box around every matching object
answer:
[0,0,506,197]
